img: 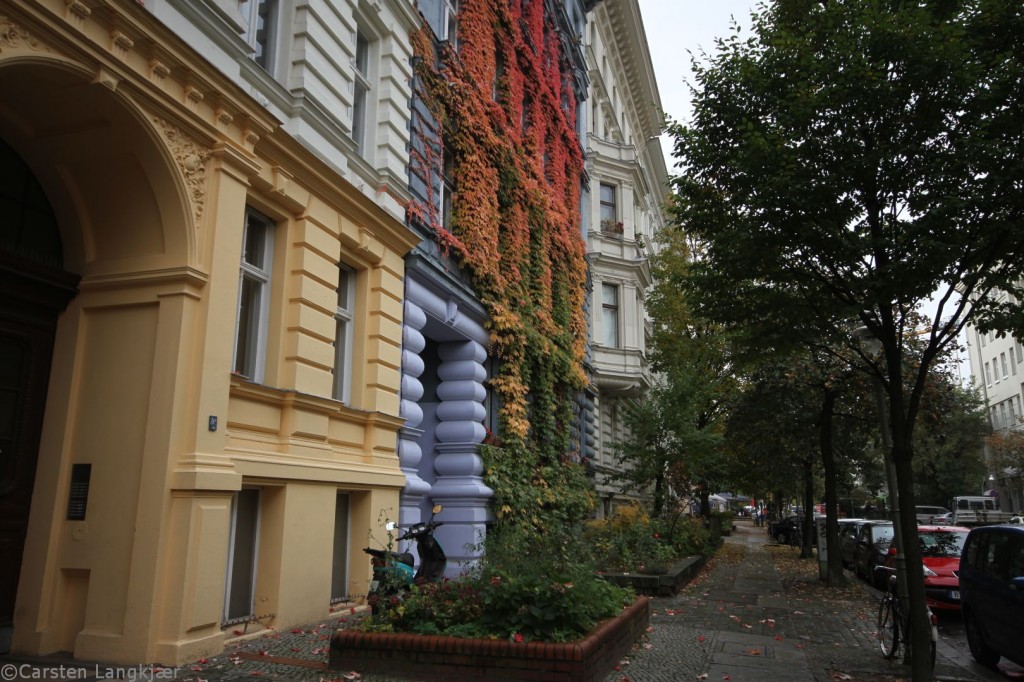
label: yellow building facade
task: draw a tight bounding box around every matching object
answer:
[0,0,418,666]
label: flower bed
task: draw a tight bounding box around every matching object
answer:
[328,596,650,682]
[599,555,707,596]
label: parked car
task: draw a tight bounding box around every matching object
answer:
[958,525,1024,668]
[1008,515,1023,525]
[770,515,810,545]
[854,520,895,587]
[883,525,969,611]
[838,519,867,568]
[930,511,953,525]
[915,505,949,525]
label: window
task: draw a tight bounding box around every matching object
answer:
[442,0,459,47]
[602,283,619,348]
[980,332,986,348]
[223,488,261,625]
[599,183,619,233]
[333,265,355,402]
[240,0,278,71]
[1000,402,1009,430]
[1012,350,1017,376]
[440,147,455,227]
[352,29,371,155]
[985,361,992,385]
[331,492,351,603]
[1009,398,1018,428]
[234,208,274,382]
[1002,352,1009,379]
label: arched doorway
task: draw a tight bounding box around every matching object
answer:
[0,138,78,644]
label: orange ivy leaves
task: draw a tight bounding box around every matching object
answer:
[410,0,588,447]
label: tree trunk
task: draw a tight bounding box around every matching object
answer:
[819,391,846,584]
[892,433,933,679]
[801,460,814,558]
[653,471,665,517]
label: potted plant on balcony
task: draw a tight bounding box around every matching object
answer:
[600,218,624,235]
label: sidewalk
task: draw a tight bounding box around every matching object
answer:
[604,519,1013,682]
[1,519,1018,681]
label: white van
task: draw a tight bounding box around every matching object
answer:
[915,505,949,525]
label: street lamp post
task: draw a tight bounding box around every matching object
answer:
[855,328,911,663]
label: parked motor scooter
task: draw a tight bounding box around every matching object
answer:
[363,504,446,613]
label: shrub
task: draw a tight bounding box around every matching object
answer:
[360,522,634,643]
[583,503,712,573]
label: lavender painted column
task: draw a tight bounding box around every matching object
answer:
[398,301,430,525]
[432,340,492,575]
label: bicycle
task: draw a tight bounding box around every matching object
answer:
[875,566,937,668]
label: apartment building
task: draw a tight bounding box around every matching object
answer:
[583,0,669,515]
[965,315,1024,514]
[1,0,418,665]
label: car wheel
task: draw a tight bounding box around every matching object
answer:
[964,608,1000,667]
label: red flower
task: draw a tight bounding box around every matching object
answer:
[653,533,660,538]
[513,633,524,643]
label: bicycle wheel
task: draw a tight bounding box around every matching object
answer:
[877,596,900,658]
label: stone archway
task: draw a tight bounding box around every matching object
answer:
[0,54,198,660]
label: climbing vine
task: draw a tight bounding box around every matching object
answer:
[409,0,593,525]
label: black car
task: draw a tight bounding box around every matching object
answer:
[770,514,816,545]
[838,519,867,568]
[959,525,1024,668]
[854,520,894,587]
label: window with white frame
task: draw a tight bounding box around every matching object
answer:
[1002,352,1009,379]
[599,183,618,232]
[233,208,274,382]
[352,28,372,156]
[1009,398,1018,428]
[602,283,619,348]
[240,0,279,71]
[442,0,459,47]
[333,265,356,403]
[985,361,992,385]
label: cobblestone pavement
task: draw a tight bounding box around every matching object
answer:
[4,519,1023,682]
[603,520,1022,682]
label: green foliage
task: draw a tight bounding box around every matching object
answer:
[472,523,634,642]
[481,443,595,531]
[912,372,989,504]
[582,503,712,574]
[360,522,634,643]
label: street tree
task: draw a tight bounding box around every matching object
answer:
[613,228,738,517]
[668,2,1024,676]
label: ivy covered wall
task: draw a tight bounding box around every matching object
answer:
[408,0,594,526]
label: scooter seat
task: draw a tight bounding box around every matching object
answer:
[395,552,415,567]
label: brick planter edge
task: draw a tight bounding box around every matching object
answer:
[328,595,650,682]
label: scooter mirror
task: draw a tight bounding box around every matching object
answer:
[431,504,443,514]
[385,521,397,531]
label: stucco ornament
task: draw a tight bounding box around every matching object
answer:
[0,19,43,51]
[153,117,211,229]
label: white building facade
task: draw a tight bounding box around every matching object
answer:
[965,314,1024,515]
[583,0,669,516]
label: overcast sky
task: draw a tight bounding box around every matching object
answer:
[637,0,760,165]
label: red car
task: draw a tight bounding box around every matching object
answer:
[884,525,970,612]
